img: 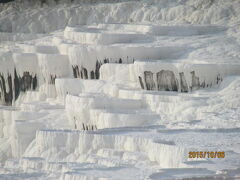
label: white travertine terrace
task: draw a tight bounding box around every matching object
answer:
[0,0,240,179]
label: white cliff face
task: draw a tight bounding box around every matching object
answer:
[0,0,240,180]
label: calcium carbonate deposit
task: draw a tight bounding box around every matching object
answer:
[0,0,240,179]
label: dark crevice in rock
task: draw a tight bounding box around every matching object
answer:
[82,68,88,79]
[6,75,13,105]
[72,65,80,78]
[14,69,38,100]
[73,65,90,79]
[191,71,200,90]
[81,123,97,131]
[50,75,57,84]
[138,76,144,89]
[72,58,130,80]
[144,71,155,90]
[74,118,97,131]
[157,70,178,91]
[216,74,223,84]
[14,69,20,100]
[140,70,223,93]
[1,69,38,105]
[201,81,206,88]
[179,72,188,92]
[95,60,101,79]
[103,58,109,64]
[0,73,13,105]
[90,71,95,79]
[80,70,83,79]
[119,58,122,64]
[33,75,37,90]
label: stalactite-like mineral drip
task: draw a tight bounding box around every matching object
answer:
[179,72,188,92]
[144,71,155,90]
[157,70,178,91]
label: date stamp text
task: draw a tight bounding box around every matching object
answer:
[188,151,225,158]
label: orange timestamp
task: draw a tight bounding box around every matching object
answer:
[188,151,225,158]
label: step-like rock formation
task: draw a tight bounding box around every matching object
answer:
[100,61,240,93]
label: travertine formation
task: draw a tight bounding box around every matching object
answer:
[0,17,240,180]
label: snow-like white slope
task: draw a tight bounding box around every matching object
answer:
[0,0,240,34]
[0,0,240,179]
